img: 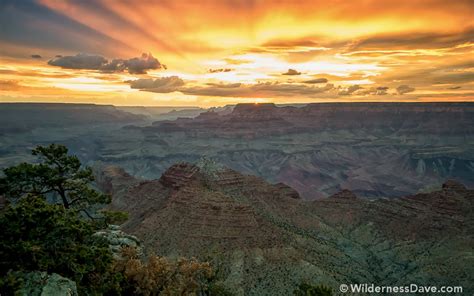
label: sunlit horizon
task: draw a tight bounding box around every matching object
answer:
[1,0,473,107]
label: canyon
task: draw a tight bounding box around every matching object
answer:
[96,161,474,295]
[1,102,473,199]
[1,102,473,294]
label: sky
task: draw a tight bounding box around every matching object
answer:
[0,0,473,107]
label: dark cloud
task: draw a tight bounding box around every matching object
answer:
[182,83,252,97]
[127,77,336,98]
[248,82,334,96]
[282,69,301,75]
[205,82,242,88]
[304,78,328,84]
[48,53,107,70]
[338,85,362,95]
[209,68,233,73]
[128,76,185,93]
[48,52,163,74]
[396,85,415,95]
[124,53,164,74]
[375,86,389,95]
[357,86,389,96]
[31,54,42,59]
[448,86,462,90]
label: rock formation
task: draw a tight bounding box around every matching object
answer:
[2,103,473,199]
[17,272,78,296]
[108,102,474,199]
[159,162,200,189]
[94,225,142,259]
[97,163,474,295]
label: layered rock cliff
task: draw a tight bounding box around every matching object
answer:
[152,102,474,137]
[97,163,474,295]
[113,103,474,199]
[3,103,472,199]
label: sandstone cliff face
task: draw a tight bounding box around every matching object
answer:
[97,163,474,295]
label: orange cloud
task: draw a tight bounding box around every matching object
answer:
[0,0,473,106]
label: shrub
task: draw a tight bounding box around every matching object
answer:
[113,247,217,296]
[0,195,120,295]
[294,282,333,296]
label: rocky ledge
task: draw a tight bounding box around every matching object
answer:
[329,189,357,199]
[159,162,200,189]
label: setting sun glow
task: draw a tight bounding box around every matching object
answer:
[1,0,473,106]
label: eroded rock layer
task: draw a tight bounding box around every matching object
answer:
[97,163,474,295]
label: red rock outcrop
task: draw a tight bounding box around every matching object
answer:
[96,163,474,294]
[96,162,305,252]
[159,162,200,189]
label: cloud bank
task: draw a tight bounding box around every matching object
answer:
[48,53,163,74]
[282,69,301,75]
[304,78,328,84]
[396,85,415,95]
[129,76,185,93]
[128,77,336,98]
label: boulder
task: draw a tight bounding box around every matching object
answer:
[17,271,78,296]
[94,225,142,258]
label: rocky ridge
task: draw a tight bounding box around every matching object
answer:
[152,102,474,137]
[97,163,474,295]
[112,102,474,199]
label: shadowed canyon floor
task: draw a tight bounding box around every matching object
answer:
[96,162,474,295]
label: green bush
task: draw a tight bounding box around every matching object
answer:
[0,195,121,295]
[294,283,333,296]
